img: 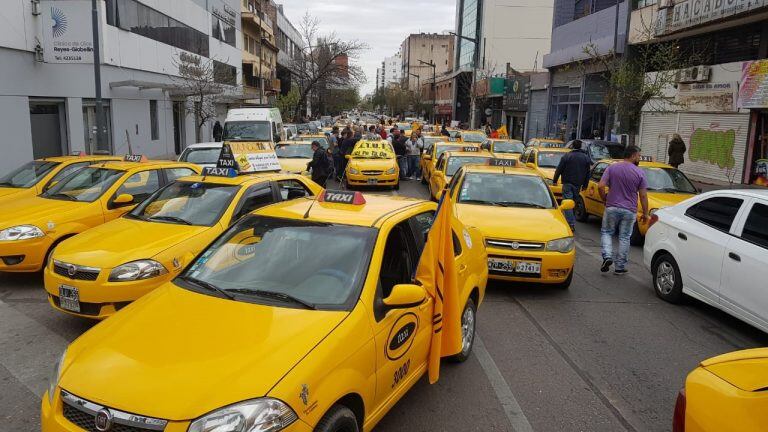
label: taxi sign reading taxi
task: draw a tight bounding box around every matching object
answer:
[318,190,366,205]
[202,167,238,177]
[640,155,654,162]
[462,146,480,152]
[124,154,147,162]
[489,158,518,167]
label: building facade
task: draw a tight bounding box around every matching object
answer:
[0,0,242,174]
[243,0,279,104]
[400,34,454,92]
[274,4,303,96]
[383,53,402,87]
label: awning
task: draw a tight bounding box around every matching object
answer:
[109,80,182,90]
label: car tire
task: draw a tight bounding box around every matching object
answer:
[574,199,589,223]
[448,297,477,363]
[314,405,359,432]
[630,224,644,246]
[555,271,573,290]
[393,181,400,191]
[652,253,684,304]
[344,178,352,190]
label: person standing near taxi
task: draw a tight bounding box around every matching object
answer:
[307,141,330,187]
[553,139,592,231]
[407,131,424,179]
[597,146,649,275]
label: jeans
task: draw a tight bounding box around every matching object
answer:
[397,156,408,179]
[561,183,581,228]
[601,207,636,271]
[333,154,343,179]
[408,155,421,178]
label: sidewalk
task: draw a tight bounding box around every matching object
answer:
[688,175,767,193]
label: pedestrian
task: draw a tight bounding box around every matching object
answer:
[307,141,331,187]
[484,123,492,136]
[668,133,686,169]
[597,146,649,275]
[329,126,341,178]
[212,121,223,142]
[553,139,592,231]
[365,125,380,140]
[441,123,450,137]
[406,131,423,179]
[339,130,356,178]
[389,129,408,179]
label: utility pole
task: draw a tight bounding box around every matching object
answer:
[418,59,437,124]
[450,32,479,129]
[91,0,107,152]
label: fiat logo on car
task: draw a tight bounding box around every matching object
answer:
[511,242,520,250]
[94,408,113,431]
[66,264,77,276]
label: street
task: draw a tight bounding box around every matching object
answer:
[2,179,765,432]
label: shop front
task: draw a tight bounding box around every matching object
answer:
[738,59,768,186]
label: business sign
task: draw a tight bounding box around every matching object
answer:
[503,77,531,112]
[738,60,768,109]
[222,143,281,173]
[42,1,94,63]
[676,82,738,112]
[661,0,767,35]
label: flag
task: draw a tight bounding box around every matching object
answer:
[496,125,509,139]
[415,192,462,384]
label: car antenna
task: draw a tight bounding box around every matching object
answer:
[303,192,321,219]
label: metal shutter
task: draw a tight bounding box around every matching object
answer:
[639,112,678,163]
[677,113,749,183]
[526,90,548,140]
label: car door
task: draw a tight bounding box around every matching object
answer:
[719,199,768,330]
[677,196,745,304]
[103,169,162,222]
[276,178,313,200]
[582,162,608,216]
[429,155,447,199]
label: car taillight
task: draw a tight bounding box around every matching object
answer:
[648,213,659,229]
[672,388,686,432]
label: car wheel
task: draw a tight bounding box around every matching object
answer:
[448,297,476,363]
[652,253,684,304]
[574,199,589,222]
[630,224,644,246]
[314,405,358,432]
[393,181,400,191]
[344,178,352,190]
[555,271,573,290]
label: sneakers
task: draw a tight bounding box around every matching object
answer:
[600,258,613,273]
[614,269,628,276]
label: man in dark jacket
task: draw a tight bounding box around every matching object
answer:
[307,141,330,187]
[553,139,592,231]
[339,131,357,179]
[441,123,450,137]
[390,130,408,179]
[668,134,686,169]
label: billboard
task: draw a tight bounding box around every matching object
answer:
[42,1,95,64]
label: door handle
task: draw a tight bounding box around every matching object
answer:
[728,252,741,262]
[677,233,687,241]
[458,264,468,273]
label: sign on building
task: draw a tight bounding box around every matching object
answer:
[738,59,768,109]
[503,77,530,112]
[660,0,767,35]
[676,82,738,112]
[42,0,94,64]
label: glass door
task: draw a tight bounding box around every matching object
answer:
[82,102,112,154]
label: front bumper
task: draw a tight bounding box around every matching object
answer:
[0,235,52,272]
[346,172,399,186]
[486,246,574,283]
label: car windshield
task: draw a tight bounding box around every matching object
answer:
[0,160,60,188]
[296,136,330,148]
[446,156,491,177]
[223,121,272,141]
[458,173,555,208]
[397,124,412,131]
[537,152,566,168]
[590,143,624,161]
[179,216,377,310]
[180,147,221,165]
[423,137,443,147]
[643,167,697,194]
[493,141,525,154]
[42,167,123,202]
[128,181,239,226]
[435,145,463,159]
[462,132,487,143]
[275,144,314,159]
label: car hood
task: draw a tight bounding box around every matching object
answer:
[539,167,556,180]
[279,158,311,173]
[53,218,211,268]
[0,196,90,229]
[701,348,768,392]
[456,203,571,240]
[60,285,348,420]
[648,192,696,210]
[0,187,27,199]
[349,158,396,171]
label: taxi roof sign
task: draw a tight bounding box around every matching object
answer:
[70,151,87,157]
[124,154,147,162]
[462,146,480,152]
[489,158,517,167]
[318,190,366,205]
[640,155,654,162]
[202,166,238,178]
[217,143,281,173]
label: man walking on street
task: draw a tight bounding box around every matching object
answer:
[389,129,408,179]
[307,141,330,187]
[406,131,423,179]
[553,139,592,232]
[597,146,649,275]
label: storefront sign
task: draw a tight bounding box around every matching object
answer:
[42,1,94,64]
[660,0,767,35]
[738,60,768,109]
[503,77,530,112]
[676,82,738,112]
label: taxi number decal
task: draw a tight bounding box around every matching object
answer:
[386,313,418,360]
[392,359,411,388]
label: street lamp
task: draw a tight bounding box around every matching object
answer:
[449,31,479,129]
[418,59,437,124]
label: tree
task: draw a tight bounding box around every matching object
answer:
[275,86,301,123]
[324,88,361,116]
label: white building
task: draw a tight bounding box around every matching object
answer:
[383,53,402,87]
[0,0,242,174]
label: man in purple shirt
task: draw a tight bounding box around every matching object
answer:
[597,146,649,275]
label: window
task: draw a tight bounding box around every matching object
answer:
[164,168,196,182]
[591,163,608,182]
[232,186,275,221]
[379,222,420,302]
[452,231,462,256]
[211,16,237,47]
[213,61,237,86]
[44,162,90,191]
[115,170,161,204]
[277,179,312,200]
[685,197,744,233]
[741,203,768,249]
[149,100,159,141]
[408,212,434,251]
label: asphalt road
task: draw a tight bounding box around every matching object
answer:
[1,178,767,431]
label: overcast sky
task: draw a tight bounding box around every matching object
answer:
[279,0,456,96]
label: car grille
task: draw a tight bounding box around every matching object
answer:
[61,391,166,431]
[486,239,544,251]
[362,170,383,175]
[53,261,100,281]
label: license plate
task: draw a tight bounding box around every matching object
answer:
[488,258,541,274]
[367,178,378,184]
[59,285,80,312]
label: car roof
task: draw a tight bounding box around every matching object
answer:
[532,138,563,142]
[490,138,523,143]
[443,150,494,157]
[279,141,312,145]
[532,147,571,153]
[185,142,223,149]
[603,160,673,168]
[40,155,122,163]
[700,189,768,200]
[177,172,290,186]
[580,139,623,146]
[254,194,432,228]
[462,164,540,176]
[92,160,197,171]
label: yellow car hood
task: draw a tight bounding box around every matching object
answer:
[0,196,87,229]
[539,167,556,180]
[648,192,695,209]
[456,203,571,240]
[349,158,396,171]
[701,348,768,392]
[279,158,311,173]
[53,218,212,268]
[60,285,348,420]
[0,187,27,199]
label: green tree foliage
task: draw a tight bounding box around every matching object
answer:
[275,86,301,122]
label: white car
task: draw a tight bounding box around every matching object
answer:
[178,142,223,168]
[644,190,768,333]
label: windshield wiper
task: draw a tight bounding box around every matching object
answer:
[496,201,547,208]
[48,193,77,201]
[178,276,234,300]
[226,289,317,310]
[148,215,193,225]
[0,181,17,187]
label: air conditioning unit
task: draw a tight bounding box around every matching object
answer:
[248,3,255,12]
[658,0,674,9]
[677,65,711,83]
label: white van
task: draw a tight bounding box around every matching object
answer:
[223,107,286,144]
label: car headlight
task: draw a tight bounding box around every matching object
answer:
[188,398,298,432]
[108,260,167,282]
[546,237,575,253]
[348,167,359,175]
[0,225,44,241]
[386,167,396,174]
[48,349,66,403]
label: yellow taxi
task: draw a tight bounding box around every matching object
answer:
[295,134,330,149]
[520,147,571,201]
[0,157,199,273]
[482,139,526,159]
[0,154,120,202]
[43,170,321,319]
[275,141,314,174]
[428,147,493,201]
[419,140,472,185]
[344,140,399,190]
[673,348,768,432]
[450,161,575,288]
[525,138,566,148]
[41,190,488,432]
[576,160,698,244]
[459,130,488,146]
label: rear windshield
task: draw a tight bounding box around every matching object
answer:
[180,148,221,165]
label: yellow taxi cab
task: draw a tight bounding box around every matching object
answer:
[525,138,566,149]
[295,134,330,149]
[482,139,526,159]
[41,190,488,432]
[428,147,493,201]
[275,141,314,174]
[344,140,399,190]
[0,156,199,273]
[459,130,488,146]
[0,154,121,202]
[419,140,473,185]
[673,348,768,432]
[520,147,571,201]
[576,159,698,244]
[449,161,576,288]
[43,169,321,319]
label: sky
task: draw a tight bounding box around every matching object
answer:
[279,0,457,96]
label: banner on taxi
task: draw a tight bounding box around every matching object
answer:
[219,143,281,173]
[350,141,395,159]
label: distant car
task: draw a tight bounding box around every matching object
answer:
[178,142,223,168]
[644,190,768,333]
[283,124,299,139]
[566,139,625,164]
[526,138,565,149]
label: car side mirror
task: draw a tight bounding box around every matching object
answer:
[526,162,535,168]
[112,193,134,207]
[384,284,427,309]
[345,154,352,160]
[560,199,575,211]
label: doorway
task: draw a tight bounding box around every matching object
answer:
[82,101,113,154]
[29,100,67,159]
[173,101,186,155]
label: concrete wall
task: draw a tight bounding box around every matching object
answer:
[401,34,454,91]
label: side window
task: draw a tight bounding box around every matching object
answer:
[115,170,161,203]
[448,170,462,195]
[685,197,744,232]
[232,185,275,221]
[522,149,532,164]
[740,202,768,249]
[165,168,196,182]
[452,230,462,256]
[436,154,446,171]
[378,222,420,303]
[277,179,312,200]
[45,162,90,190]
[407,211,435,253]
[591,163,607,182]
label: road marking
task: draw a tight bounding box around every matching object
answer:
[474,336,534,432]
